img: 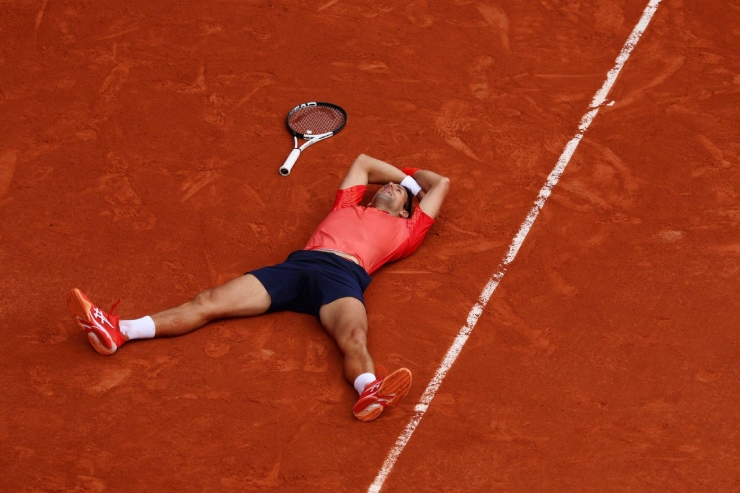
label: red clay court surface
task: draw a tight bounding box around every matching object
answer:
[1,0,739,491]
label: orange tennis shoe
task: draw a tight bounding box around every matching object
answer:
[353,367,412,422]
[68,288,125,355]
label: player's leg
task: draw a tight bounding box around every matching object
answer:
[319,297,412,422]
[148,274,271,337]
[69,274,271,355]
[318,297,374,384]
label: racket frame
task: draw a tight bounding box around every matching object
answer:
[279,102,347,176]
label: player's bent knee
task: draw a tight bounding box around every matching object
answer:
[340,327,368,352]
[191,289,221,319]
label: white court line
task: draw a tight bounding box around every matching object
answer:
[368,1,662,491]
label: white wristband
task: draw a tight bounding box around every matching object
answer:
[400,175,422,197]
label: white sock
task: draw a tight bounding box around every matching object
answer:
[119,316,156,340]
[353,373,376,395]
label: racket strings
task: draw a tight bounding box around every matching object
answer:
[288,106,345,135]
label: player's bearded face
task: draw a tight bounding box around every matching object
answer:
[371,183,408,218]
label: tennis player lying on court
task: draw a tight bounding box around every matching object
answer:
[68,155,450,422]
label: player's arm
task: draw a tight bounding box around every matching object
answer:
[339,154,407,190]
[409,169,451,219]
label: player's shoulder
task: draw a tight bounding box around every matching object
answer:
[335,184,366,201]
[332,185,367,211]
[404,207,435,232]
[411,207,434,222]
[337,183,367,193]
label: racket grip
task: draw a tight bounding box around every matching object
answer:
[280,149,301,176]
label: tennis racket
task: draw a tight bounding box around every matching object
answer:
[279,102,347,176]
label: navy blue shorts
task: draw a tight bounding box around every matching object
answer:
[248,250,372,317]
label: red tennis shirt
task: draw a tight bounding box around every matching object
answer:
[304,185,435,274]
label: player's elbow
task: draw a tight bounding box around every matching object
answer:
[352,154,371,169]
[427,176,450,200]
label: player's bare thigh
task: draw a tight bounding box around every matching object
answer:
[319,297,368,346]
[197,274,272,318]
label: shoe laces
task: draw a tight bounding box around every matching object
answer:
[109,299,122,316]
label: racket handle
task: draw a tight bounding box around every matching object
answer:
[280,149,301,176]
